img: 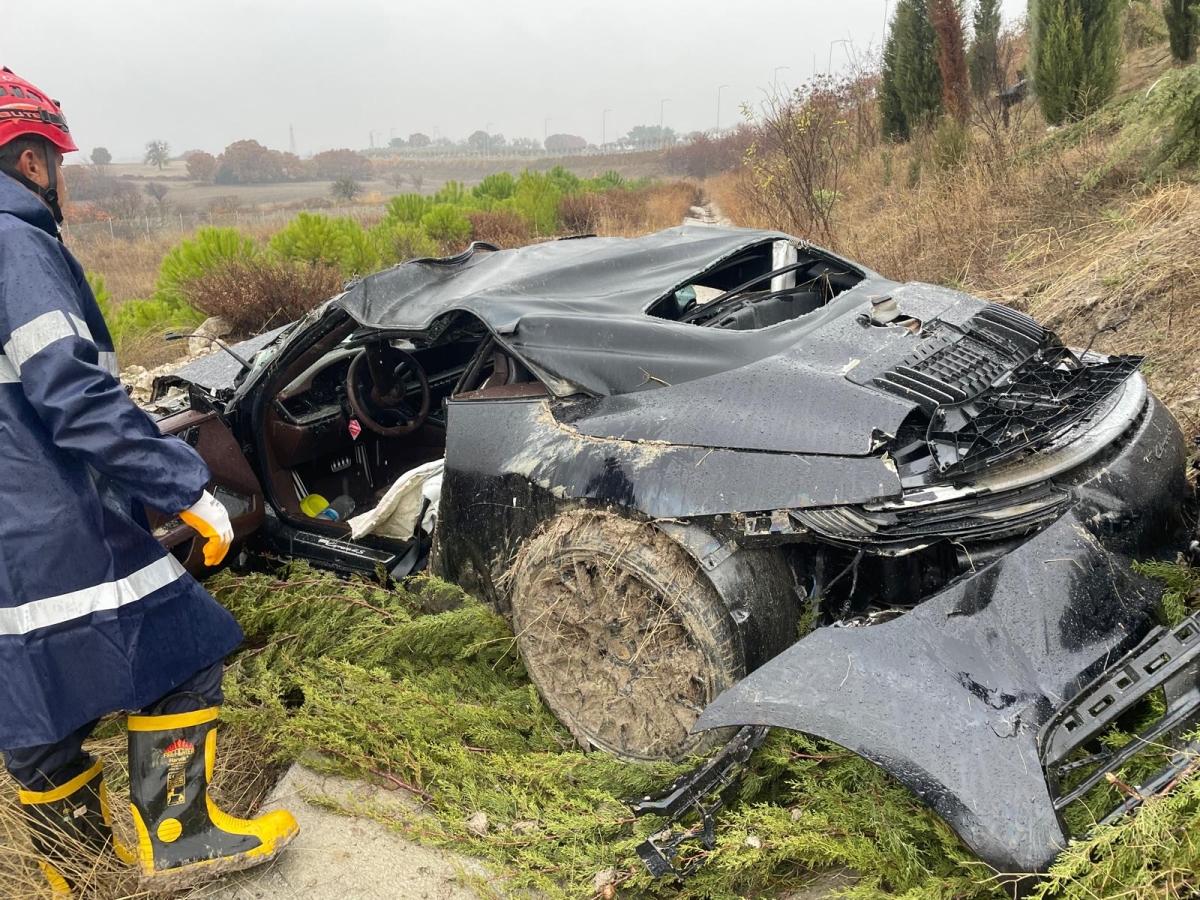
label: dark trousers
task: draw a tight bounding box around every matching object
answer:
[2,661,225,792]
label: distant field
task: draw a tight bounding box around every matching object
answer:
[69,152,676,212]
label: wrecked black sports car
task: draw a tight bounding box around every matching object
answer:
[149,226,1195,877]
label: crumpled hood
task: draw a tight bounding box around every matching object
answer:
[560,282,987,457]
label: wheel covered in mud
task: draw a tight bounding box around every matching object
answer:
[510,510,743,762]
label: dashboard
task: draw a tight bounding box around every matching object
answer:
[273,341,474,431]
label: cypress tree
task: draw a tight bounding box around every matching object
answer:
[1030,0,1122,124]
[1164,0,1199,63]
[881,0,944,140]
[969,0,1003,100]
[881,30,910,139]
[930,0,971,122]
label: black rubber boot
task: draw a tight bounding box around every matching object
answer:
[126,707,298,891]
[18,758,124,896]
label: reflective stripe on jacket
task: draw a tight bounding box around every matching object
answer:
[0,172,243,749]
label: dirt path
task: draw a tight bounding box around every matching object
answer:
[198,764,490,900]
[682,201,732,227]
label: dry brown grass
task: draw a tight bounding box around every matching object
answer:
[995,186,1200,437]
[0,718,278,900]
[592,182,703,237]
[70,223,282,307]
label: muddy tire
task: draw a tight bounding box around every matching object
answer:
[509,510,742,762]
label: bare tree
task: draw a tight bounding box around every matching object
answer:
[408,172,425,194]
[742,74,856,244]
[330,176,361,202]
[145,181,171,219]
[972,24,1032,151]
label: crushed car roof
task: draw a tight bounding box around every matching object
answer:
[334,225,852,396]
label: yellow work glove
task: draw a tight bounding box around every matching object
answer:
[179,490,234,567]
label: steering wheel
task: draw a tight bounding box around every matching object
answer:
[345,342,431,437]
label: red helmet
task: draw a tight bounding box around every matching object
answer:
[0,67,77,153]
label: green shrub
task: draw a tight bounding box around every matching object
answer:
[513,171,561,236]
[472,172,517,202]
[156,227,257,308]
[270,212,349,269]
[87,272,114,322]
[545,165,582,195]
[371,220,439,266]
[932,117,972,169]
[270,213,382,276]
[333,217,380,275]
[421,204,472,247]
[1144,64,1200,177]
[105,296,206,349]
[432,180,469,206]
[586,170,626,191]
[383,193,433,225]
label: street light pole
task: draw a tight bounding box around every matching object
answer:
[773,66,790,94]
[716,84,729,132]
[829,39,850,73]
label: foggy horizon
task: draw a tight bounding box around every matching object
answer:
[4,0,1025,162]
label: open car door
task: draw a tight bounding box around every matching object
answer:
[149,405,265,573]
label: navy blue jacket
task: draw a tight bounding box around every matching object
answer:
[0,173,243,749]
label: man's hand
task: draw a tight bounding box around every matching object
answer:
[180,491,234,567]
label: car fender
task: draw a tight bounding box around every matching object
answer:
[693,509,1161,874]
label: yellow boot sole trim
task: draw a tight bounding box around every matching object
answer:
[127,706,218,732]
[99,780,137,866]
[128,804,158,874]
[39,861,72,896]
[17,758,103,805]
[203,729,300,859]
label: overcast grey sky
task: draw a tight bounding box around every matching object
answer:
[2,0,1026,161]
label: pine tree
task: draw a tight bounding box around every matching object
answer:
[969,0,1003,100]
[881,0,944,140]
[881,31,909,139]
[1164,0,1200,63]
[931,0,971,122]
[1030,0,1122,124]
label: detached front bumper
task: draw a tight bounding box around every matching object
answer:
[683,393,1195,874]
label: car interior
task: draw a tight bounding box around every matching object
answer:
[646,239,865,330]
[258,310,548,539]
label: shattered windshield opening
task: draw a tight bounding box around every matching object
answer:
[647,240,865,331]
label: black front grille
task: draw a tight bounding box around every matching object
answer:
[927,353,1143,476]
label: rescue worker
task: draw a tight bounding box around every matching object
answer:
[0,67,298,894]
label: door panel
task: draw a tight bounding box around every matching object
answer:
[150,408,265,572]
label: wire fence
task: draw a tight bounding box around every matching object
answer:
[63,203,391,244]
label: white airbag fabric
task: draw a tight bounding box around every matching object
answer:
[348,458,444,541]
